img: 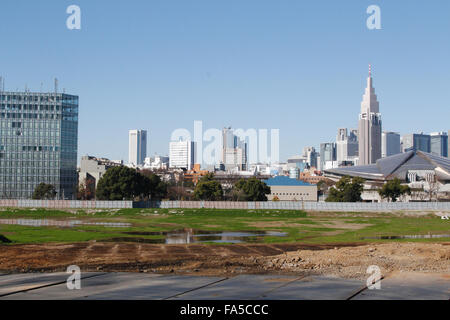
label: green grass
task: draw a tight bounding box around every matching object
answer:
[0,208,449,245]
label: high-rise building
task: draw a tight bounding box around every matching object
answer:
[128,130,147,166]
[382,132,401,158]
[430,132,448,157]
[0,91,78,199]
[320,142,336,170]
[222,127,247,171]
[302,146,318,168]
[336,128,358,165]
[169,139,195,170]
[401,133,430,153]
[358,65,382,165]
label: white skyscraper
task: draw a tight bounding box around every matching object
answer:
[129,130,147,166]
[358,65,382,165]
[169,139,196,170]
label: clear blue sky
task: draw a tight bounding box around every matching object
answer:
[1,0,449,163]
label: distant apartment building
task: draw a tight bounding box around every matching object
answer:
[336,128,358,165]
[0,90,78,199]
[320,143,336,170]
[129,130,147,166]
[169,139,195,170]
[79,156,123,188]
[382,132,401,158]
[222,127,247,171]
[401,133,431,153]
[430,132,448,157]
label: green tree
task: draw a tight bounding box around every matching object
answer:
[193,173,223,201]
[326,176,365,202]
[233,178,271,201]
[32,183,57,200]
[140,170,168,200]
[378,178,411,202]
[96,166,149,201]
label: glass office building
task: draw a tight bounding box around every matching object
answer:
[0,91,78,199]
[402,133,431,153]
[430,132,448,158]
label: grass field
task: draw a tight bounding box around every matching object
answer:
[0,208,449,245]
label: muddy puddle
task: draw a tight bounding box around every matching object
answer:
[110,229,288,244]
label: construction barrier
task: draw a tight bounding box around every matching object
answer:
[0,200,449,211]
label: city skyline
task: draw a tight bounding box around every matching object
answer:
[0,1,449,163]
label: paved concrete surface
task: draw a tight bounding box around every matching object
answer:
[354,272,450,300]
[0,272,448,300]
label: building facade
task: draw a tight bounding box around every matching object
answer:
[0,91,78,199]
[430,132,448,158]
[302,146,318,168]
[265,176,317,202]
[358,66,382,165]
[320,142,336,170]
[222,127,247,171]
[382,131,401,158]
[336,128,358,165]
[401,133,431,153]
[128,130,147,166]
[169,139,195,170]
[79,156,123,188]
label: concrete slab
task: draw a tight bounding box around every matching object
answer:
[2,272,447,300]
[353,272,450,300]
[259,276,365,300]
[0,272,103,297]
[170,275,304,300]
[3,273,226,300]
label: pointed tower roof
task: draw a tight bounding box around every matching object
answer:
[360,64,379,114]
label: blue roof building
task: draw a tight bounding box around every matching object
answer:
[264,176,317,202]
[265,176,314,187]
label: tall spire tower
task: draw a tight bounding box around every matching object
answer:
[358,64,382,165]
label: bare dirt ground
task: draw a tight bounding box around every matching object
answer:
[259,242,450,280]
[1,242,449,279]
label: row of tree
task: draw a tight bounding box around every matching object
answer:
[33,168,412,203]
[34,168,271,202]
[192,173,271,201]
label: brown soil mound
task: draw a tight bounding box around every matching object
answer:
[259,242,450,279]
[0,242,448,279]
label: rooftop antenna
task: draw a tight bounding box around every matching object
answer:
[369,64,372,77]
[40,82,43,93]
[54,78,59,94]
